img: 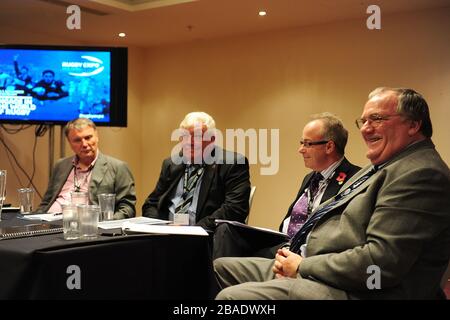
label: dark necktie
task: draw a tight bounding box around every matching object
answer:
[286,173,324,238]
[290,166,377,253]
[175,165,204,213]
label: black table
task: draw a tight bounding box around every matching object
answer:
[0,212,216,299]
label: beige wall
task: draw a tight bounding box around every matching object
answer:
[140,8,450,229]
[1,8,449,230]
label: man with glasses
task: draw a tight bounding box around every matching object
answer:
[213,113,360,259]
[214,87,450,299]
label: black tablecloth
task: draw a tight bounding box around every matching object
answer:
[0,212,216,299]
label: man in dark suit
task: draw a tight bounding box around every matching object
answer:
[215,87,450,300]
[213,113,360,258]
[142,112,251,231]
[37,118,136,219]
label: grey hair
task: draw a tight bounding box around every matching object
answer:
[310,112,348,156]
[369,87,432,138]
[64,118,97,137]
[180,111,216,130]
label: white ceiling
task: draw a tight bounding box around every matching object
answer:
[1,0,449,47]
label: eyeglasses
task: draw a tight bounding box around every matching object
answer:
[355,113,401,129]
[299,140,328,148]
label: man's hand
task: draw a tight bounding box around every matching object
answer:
[272,247,302,279]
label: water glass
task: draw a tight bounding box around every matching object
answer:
[0,170,6,221]
[70,191,88,205]
[18,187,34,214]
[78,204,100,239]
[62,204,79,240]
[98,193,115,221]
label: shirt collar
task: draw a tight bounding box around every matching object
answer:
[72,151,99,171]
[319,157,344,180]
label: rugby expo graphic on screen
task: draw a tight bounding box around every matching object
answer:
[0,48,111,123]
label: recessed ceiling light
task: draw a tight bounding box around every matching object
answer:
[118,32,126,38]
[258,11,267,16]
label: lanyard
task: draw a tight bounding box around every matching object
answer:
[73,166,91,192]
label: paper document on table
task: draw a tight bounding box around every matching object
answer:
[20,213,62,222]
[215,219,289,239]
[122,222,209,236]
[98,216,170,229]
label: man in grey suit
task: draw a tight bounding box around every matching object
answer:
[215,87,450,299]
[37,118,136,219]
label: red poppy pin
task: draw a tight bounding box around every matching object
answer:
[336,172,347,185]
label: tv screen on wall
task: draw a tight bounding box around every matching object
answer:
[0,44,127,127]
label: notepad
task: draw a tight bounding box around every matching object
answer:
[215,219,289,239]
[0,223,63,240]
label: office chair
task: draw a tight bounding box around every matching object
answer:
[245,186,256,224]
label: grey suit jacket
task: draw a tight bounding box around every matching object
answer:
[300,139,450,299]
[37,153,136,219]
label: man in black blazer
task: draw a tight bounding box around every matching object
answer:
[142,112,251,231]
[213,113,360,258]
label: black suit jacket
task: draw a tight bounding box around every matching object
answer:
[142,148,251,231]
[279,157,360,231]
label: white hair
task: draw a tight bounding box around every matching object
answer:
[179,111,216,129]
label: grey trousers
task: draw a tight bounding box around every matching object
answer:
[214,257,348,300]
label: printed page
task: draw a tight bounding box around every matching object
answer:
[99,216,170,229]
[122,223,209,236]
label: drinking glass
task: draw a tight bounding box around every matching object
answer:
[0,170,6,221]
[98,193,115,221]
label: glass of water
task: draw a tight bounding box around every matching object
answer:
[62,204,79,240]
[0,170,6,221]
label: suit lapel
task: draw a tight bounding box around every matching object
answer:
[196,164,216,216]
[159,163,185,211]
[89,154,107,193]
[322,166,378,214]
[322,158,354,202]
[322,179,340,203]
[320,140,435,218]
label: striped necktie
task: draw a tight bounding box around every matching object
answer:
[290,166,377,253]
[175,165,205,213]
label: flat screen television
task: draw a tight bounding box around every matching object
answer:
[0,44,127,127]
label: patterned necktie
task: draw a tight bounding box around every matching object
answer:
[175,165,204,213]
[286,173,324,238]
[290,166,377,253]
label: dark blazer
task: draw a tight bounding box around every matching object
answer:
[37,153,137,219]
[142,148,251,231]
[279,157,360,231]
[300,139,450,299]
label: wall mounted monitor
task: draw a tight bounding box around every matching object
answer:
[0,44,128,127]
